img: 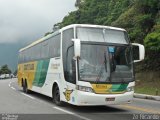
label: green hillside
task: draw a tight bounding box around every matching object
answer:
[57,0,160,71]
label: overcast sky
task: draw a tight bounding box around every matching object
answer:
[0,0,76,44]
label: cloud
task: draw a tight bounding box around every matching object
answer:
[0,0,76,43]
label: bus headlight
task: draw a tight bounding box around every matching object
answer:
[76,85,94,93]
[127,86,134,92]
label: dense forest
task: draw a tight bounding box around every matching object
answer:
[56,0,160,71]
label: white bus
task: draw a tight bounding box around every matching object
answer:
[18,24,145,106]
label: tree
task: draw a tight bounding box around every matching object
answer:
[13,69,17,76]
[49,0,160,71]
[0,65,12,75]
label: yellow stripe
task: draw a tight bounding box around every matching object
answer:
[119,104,160,114]
[91,84,112,94]
[91,84,126,94]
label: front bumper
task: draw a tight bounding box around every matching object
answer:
[75,91,134,106]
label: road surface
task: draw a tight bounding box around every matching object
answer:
[0,78,159,120]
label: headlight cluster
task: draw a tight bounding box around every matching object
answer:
[76,85,94,93]
[127,86,134,92]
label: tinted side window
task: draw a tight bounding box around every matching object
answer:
[18,52,23,63]
[32,44,41,60]
[49,34,61,58]
[41,40,49,59]
[23,50,27,62]
[19,33,61,63]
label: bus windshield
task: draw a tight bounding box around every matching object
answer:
[78,44,110,82]
[78,44,133,83]
[77,27,133,83]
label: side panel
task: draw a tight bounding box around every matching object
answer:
[18,31,64,98]
[18,59,50,90]
[40,58,64,97]
[18,58,65,98]
[32,59,50,87]
[18,61,37,89]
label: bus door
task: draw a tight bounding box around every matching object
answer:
[64,54,77,104]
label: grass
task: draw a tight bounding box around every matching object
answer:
[135,86,160,96]
[135,71,160,96]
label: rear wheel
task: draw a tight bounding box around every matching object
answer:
[53,85,63,106]
[23,80,30,94]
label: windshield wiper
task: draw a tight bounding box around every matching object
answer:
[104,51,107,72]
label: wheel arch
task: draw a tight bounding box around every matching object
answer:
[52,81,63,100]
[52,81,64,106]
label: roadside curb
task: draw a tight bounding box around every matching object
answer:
[134,93,160,101]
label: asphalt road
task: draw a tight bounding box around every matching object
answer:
[0,78,160,120]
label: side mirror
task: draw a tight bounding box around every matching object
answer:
[72,39,81,58]
[132,43,145,63]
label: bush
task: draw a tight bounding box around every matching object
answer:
[144,32,160,51]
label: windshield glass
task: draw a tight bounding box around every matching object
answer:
[79,44,110,82]
[77,27,129,44]
[77,27,133,83]
[109,45,133,82]
[78,44,133,83]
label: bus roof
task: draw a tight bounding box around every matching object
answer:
[19,24,126,52]
[61,24,126,32]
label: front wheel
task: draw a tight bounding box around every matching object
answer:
[53,86,63,106]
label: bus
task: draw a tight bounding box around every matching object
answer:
[18,24,145,106]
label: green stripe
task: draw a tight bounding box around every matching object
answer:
[111,84,128,92]
[33,59,50,87]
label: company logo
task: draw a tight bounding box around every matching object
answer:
[63,89,73,101]
[96,84,108,89]
[24,64,34,70]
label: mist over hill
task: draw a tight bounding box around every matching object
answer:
[0,0,76,73]
[0,42,24,72]
[1,0,160,72]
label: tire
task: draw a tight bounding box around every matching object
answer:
[53,85,63,106]
[23,80,30,94]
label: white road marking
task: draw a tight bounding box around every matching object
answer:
[9,81,16,91]
[53,107,91,120]
[21,93,35,99]
[8,81,12,87]
[11,87,16,90]
[54,106,74,114]
[9,81,35,100]
[9,80,90,119]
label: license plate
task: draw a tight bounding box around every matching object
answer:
[105,97,115,101]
